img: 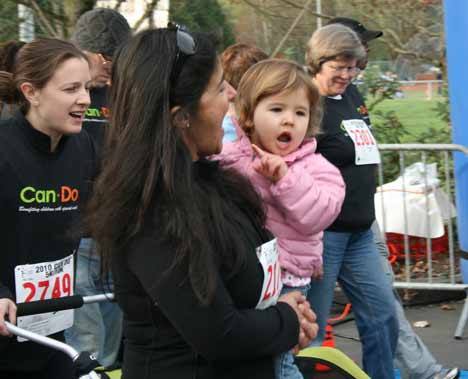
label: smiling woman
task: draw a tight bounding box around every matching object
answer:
[304,24,399,379]
[23,57,91,150]
[0,38,97,379]
[0,38,91,151]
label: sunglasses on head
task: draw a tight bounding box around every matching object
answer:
[167,22,197,85]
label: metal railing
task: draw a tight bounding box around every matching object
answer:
[377,143,468,338]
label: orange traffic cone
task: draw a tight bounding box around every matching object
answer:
[315,324,336,372]
[322,324,336,347]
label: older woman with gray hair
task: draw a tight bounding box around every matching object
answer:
[304,24,398,379]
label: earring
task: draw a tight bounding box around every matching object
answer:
[185,121,190,128]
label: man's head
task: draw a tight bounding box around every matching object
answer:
[327,17,383,70]
[72,8,131,87]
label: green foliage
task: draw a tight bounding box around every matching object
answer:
[432,83,450,124]
[359,65,401,111]
[0,0,96,40]
[358,65,410,181]
[357,65,452,185]
[170,0,235,50]
[0,2,20,41]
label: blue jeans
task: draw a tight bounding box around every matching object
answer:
[372,221,442,379]
[274,284,309,379]
[307,229,398,379]
[65,238,123,368]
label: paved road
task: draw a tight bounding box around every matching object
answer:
[332,299,467,375]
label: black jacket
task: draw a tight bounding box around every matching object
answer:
[82,85,109,155]
[0,111,96,370]
[114,160,299,379]
[317,84,377,232]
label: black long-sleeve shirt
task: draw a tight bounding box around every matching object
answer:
[0,112,96,300]
[114,160,299,379]
[0,112,96,371]
[317,84,377,232]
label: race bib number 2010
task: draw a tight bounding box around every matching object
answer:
[14,254,74,341]
[256,239,282,310]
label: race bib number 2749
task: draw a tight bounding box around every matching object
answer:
[14,254,74,340]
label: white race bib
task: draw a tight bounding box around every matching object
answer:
[342,119,381,165]
[14,254,74,341]
[256,239,282,310]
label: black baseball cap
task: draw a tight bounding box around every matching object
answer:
[327,17,383,42]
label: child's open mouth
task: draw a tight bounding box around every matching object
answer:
[276,132,293,151]
[277,132,292,143]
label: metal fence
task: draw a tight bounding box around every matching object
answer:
[377,143,468,338]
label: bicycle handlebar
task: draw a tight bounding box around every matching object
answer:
[5,322,103,379]
[16,293,114,316]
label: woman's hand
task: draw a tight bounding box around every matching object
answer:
[278,291,318,351]
[251,144,288,182]
[0,298,17,336]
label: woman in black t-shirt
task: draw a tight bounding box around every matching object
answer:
[86,27,318,379]
[0,38,95,378]
[304,24,398,379]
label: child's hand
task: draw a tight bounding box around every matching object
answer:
[251,144,288,183]
[311,266,323,280]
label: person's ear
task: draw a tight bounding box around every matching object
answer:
[20,82,39,107]
[171,106,191,129]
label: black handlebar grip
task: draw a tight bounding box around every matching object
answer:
[16,295,84,316]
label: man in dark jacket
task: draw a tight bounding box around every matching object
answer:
[65,7,131,369]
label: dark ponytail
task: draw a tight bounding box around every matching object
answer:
[0,71,23,108]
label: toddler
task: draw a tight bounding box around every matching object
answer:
[216,59,345,379]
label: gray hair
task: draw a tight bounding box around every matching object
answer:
[305,24,366,75]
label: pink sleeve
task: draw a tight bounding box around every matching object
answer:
[269,154,345,235]
[212,138,254,179]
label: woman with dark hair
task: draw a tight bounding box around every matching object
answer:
[304,24,398,379]
[87,26,317,379]
[0,38,95,377]
[0,40,25,118]
[0,40,25,73]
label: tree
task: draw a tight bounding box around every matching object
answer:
[170,0,235,49]
[0,0,165,41]
[0,0,97,40]
[334,0,445,69]
[0,2,21,41]
[228,0,323,60]
[224,0,443,70]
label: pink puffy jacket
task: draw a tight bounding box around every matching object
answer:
[215,132,345,278]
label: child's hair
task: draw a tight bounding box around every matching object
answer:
[236,59,322,138]
[220,43,269,90]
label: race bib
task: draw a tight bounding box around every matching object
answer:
[342,119,381,165]
[14,254,74,341]
[256,239,282,310]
